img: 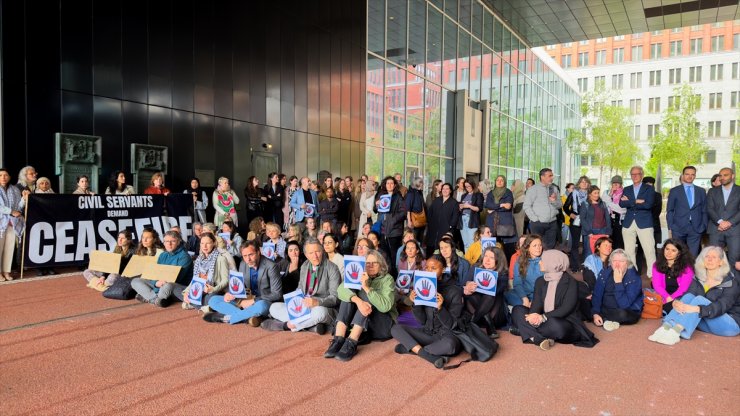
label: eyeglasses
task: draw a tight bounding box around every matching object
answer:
[366,261,380,266]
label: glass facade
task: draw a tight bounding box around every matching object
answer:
[366,0,580,188]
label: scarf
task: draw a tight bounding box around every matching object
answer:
[541,250,569,313]
[492,176,507,203]
[217,191,236,215]
[582,254,605,278]
[0,185,24,239]
[194,249,219,283]
[610,187,623,207]
[572,189,587,213]
[190,184,203,202]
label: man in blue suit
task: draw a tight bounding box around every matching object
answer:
[666,166,707,256]
[289,177,318,223]
[619,166,656,278]
[707,167,740,267]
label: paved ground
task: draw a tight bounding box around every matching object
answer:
[1,273,738,416]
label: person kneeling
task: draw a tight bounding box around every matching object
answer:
[511,250,599,350]
[204,239,282,326]
[649,246,739,345]
[261,237,340,334]
[324,249,397,361]
[390,255,463,369]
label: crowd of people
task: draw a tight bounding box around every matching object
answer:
[1,163,738,367]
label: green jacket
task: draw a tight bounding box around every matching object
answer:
[337,273,398,322]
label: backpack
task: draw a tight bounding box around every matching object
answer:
[444,315,499,369]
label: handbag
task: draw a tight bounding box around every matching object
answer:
[410,208,427,228]
[444,317,498,369]
[492,211,515,237]
[102,277,136,300]
[641,288,663,319]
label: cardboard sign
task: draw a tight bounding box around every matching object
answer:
[141,263,182,283]
[473,267,498,296]
[88,250,122,275]
[396,270,414,291]
[261,242,276,260]
[343,255,366,290]
[304,203,316,218]
[377,194,391,213]
[413,271,438,308]
[228,270,247,298]
[188,277,207,305]
[121,255,158,277]
[481,237,497,250]
[218,232,232,247]
[283,289,311,324]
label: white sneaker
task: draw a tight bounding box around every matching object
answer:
[603,321,620,332]
[655,326,681,346]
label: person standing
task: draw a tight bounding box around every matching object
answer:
[706,167,740,267]
[263,172,285,229]
[619,166,656,278]
[666,166,707,257]
[563,176,591,272]
[603,175,626,250]
[0,169,24,281]
[523,168,562,249]
[425,183,459,254]
[289,177,318,224]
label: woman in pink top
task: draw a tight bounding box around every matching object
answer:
[651,239,695,313]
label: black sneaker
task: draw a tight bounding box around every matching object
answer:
[335,338,358,362]
[202,312,228,323]
[307,323,327,335]
[394,344,410,354]
[260,319,288,331]
[135,294,148,304]
[489,328,500,339]
[509,326,520,336]
[323,336,346,358]
[154,297,170,308]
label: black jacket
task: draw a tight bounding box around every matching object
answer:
[530,273,599,347]
[687,272,740,326]
[458,191,484,229]
[426,196,460,249]
[263,184,285,210]
[412,276,464,335]
[374,192,407,238]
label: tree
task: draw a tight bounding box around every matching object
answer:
[647,84,707,177]
[566,83,641,184]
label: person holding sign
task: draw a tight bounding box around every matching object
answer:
[438,236,471,288]
[289,177,318,224]
[83,230,134,290]
[510,250,598,350]
[262,238,340,334]
[373,176,407,276]
[204,239,282,326]
[463,226,494,266]
[0,169,24,281]
[264,222,286,259]
[181,232,231,310]
[324,249,396,361]
[131,230,193,307]
[461,246,509,338]
[220,221,243,261]
[277,241,305,294]
[391,255,464,369]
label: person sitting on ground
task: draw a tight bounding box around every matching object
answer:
[186,222,203,256]
[337,221,355,255]
[248,217,266,242]
[461,246,509,339]
[303,217,319,240]
[591,249,643,331]
[83,230,134,290]
[264,222,287,260]
[397,239,426,273]
[651,238,695,313]
[649,246,740,345]
[578,236,614,320]
[508,235,527,281]
[391,255,463,369]
[505,234,544,308]
[438,235,471,288]
[322,233,344,275]
[354,237,374,257]
[463,226,495,266]
[277,241,305,294]
[261,237,340,334]
[324,249,396,361]
[203,222,237,271]
[285,224,303,245]
[181,232,231,311]
[131,230,193,307]
[204,239,282,327]
[395,228,417,266]
[510,250,599,350]
[220,220,243,261]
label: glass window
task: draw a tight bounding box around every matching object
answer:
[669,68,681,84]
[561,54,572,69]
[669,40,682,56]
[631,46,642,61]
[483,10,493,48]
[709,93,722,109]
[707,121,721,137]
[630,72,642,88]
[650,43,662,59]
[577,77,588,93]
[629,99,641,115]
[384,63,405,149]
[386,0,407,65]
[367,54,385,146]
[443,17,458,90]
[427,6,443,84]
[730,120,738,136]
[471,1,482,40]
[408,0,426,70]
[578,52,589,66]
[731,91,739,108]
[732,62,738,79]
[596,50,606,65]
[710,64,723,81]
[611,74,623,90]
[445,0,458,21]
[690,38,703,55]
[613,48,624,63]
[648,97,661,113]
[368,0,385,55]
[689,66,702,82]
[711,35,724,52]
[458,0,471,30]
[649,70,661,86]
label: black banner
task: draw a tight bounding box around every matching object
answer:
[24,194,193,267]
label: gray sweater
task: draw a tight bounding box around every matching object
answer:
[523,183,562,223]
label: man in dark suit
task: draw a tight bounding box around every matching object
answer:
[204,239,283,326]
[707,167,740,266]
[666,166,707,256]
[619,166,656,278]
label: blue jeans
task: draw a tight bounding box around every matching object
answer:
[664,293,740,339]
[208,295,271,324]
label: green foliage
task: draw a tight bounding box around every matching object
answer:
[569,84,641,180]
[647,84,707,177]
